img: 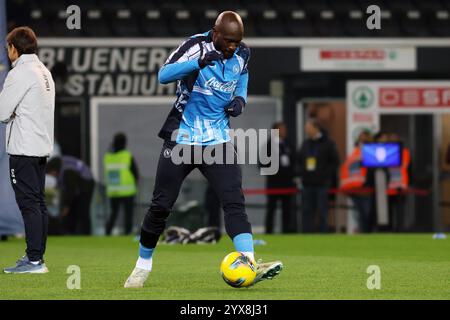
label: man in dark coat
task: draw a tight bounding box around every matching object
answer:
[298,118,340,233]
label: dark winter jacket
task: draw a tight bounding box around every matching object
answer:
[297,132,340,187]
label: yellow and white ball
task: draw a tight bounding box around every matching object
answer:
[220,252,256,288]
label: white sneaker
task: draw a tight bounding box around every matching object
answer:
[124,267,150,288]
[253,260,283,285]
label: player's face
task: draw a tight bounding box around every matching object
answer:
[214,30,242,59]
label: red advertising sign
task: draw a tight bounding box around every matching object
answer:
[353,113,375,122]
[379,87,450,107]
[320,50,385,60]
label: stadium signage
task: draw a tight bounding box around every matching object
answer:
[347,80,450,154]
[349,82,450,110]
[38,46,176,96]
[379,87,450,108]
[301,47,416,71]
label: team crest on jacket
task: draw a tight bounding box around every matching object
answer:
[233,64,240,74]
[163,148,172,158]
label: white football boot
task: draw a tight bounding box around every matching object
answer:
[124,267,150,288]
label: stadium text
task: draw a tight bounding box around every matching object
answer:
[39,47,176,96]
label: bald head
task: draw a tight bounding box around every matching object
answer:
[215,11,244,36]
[212,11,244,59]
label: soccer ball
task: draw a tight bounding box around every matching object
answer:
[220,252,256,288]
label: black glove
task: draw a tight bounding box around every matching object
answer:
[198,51,223,69]
[225,96,246,117]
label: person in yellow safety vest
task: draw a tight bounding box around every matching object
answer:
[387,133,411,232]
[104,133,139,235]
[340,130,373,233]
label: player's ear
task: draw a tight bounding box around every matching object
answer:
[11,44,18,54]
[212,28,219,42]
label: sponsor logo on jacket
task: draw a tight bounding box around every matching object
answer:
[205,77,238,93]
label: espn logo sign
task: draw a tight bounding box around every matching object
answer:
[379,87,450,107]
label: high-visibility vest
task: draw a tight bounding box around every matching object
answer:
[103,150,137,198]
[388,148,410,192]
[340,147,367,190]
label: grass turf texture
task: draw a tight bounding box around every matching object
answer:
[0,234,449,300]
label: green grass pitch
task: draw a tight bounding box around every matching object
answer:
[0,234,449,300]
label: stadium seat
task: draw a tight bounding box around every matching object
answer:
[285,11,315,37]
[314,10,344,37]
[429,10,450,36]
[97,0,129,37]
[269,0,302,17]
[198,10,217,33]
[158,0,186,15]
[7,0,445,38]
[83,10,112,37]
[387,0,417,14]
[27,9,53,37]
[244,0,272,16]
[129,0,158,15]
[328,0,359,16]
[342,10,373,37]
[386,1,428,37]
[189,0,218,16]
[98,0,129,16]
[355,0,388,13]
[399,10,430,36]
[169,10,200,37]
[110,11,141,37]
[377,11,402,37]
[413,0,446,37]
[255,10,286,37]
[413,0,444,13]
[139,11,171,37]
[71,0,101,13]
[32,0,68,20]
[217,0,245,12]
[301,0,331,15]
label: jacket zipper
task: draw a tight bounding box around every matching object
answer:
[222,60,225,78]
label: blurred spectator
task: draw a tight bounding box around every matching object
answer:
[340,130,373,233]
[297,118,340,233]
[387,133,411,232]
[262,122,296,234]
[50,62,68,96]
[44,140,63,234]
[46,156,94,235]
[103,133,139,235]
[373,131,389,143]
